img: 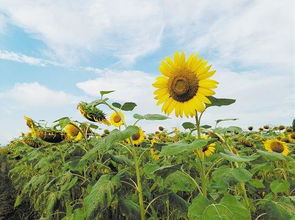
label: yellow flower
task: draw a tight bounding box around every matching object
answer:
[264,139,289,156]
[153,52,218,117]
[129,127,145,145]
[150,139,160,160]
[109,111,125,127]
[64,123,80,138]
[288,133,295,143]
[194,136,216,159]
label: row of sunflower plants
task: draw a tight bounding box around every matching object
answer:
[1,52,294,220]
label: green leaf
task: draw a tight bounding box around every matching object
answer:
[61,177,78,192]
[270,180,290,194]
[206,96,236,108]
[189,194,250,220]
[182,122,195,129]
[153,164,182,178]
[216,118,238,125]
[165,171,196,192]
[188,195,211,219]
[249,179,265,189]
[100,90,115,96]
[133,114,144,120]
[110,155,134,166]
[83,174,121,219]
[220,151,259,163]
[105,126,139,147]
[257,150,286,161]
[201,125,212,129]
[14,194,23,208]
[169,193,188,214]
[263,200,294,220]
[161,139,208,156]
[121,102,137,111]
[112,102,122,109]
[143,114,169,120]
[118,199,140,219]
[232,168,252,183]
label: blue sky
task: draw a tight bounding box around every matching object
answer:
[0,0,294,145]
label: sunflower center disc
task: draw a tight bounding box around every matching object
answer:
[169,73,198,102]
[202,145,209,152]
[271,142,284,153]
[172,77,189,95]
[132,133,140,141]
[113,115,121,123]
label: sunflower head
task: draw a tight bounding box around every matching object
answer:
[64,123,80,139]
[264,139,289,156]
[109,111,125,127]
[128,127,145,145]
[77,102,110,125]
[288,133,295,143]
[194,136,216,160]
[153,52,218,118]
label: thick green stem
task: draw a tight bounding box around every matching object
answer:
[132,147,145,220]
[200,161,207,198]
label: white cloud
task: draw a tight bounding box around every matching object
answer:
[0,0,293,69]
[0,82,79,107]
[0,0,164,64]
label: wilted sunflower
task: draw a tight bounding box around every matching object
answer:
[153,52,218,117]
[77,102,110,125]
[129,127,145,145]
[264,139,289,156]
[109,111,125,127]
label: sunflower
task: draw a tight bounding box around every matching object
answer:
[153,52,218,117]
[129,127,145,145]
[194,137,216,159]
[264,139,289,156]
[150,139,160,160]
[288,133,295,143]
[77,102,110,125]
[64,123,83,141]
[109,111,125,127]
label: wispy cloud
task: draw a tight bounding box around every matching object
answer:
[0,50,60,66]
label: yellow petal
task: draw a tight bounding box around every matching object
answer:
[152,76,168,88]
[199,79,219,89]
[159,61,172,77]
[198,70,216,80]
[198,88,216,96]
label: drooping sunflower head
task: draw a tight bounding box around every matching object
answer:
[153,52,218,117]
[264,139,289,156]
[109,111,125,127]
[129,127,145,145]
[77,102,110,126]
[64,123,80,138]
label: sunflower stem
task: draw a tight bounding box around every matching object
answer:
[131,147,145,220]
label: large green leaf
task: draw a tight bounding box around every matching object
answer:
[220,151,259,163]
[169,193,188,214]
[263,198,294,220]
[105,126,139,147]
[161,139,208,156]
[188,194,250,220]
[206,97,236,108]
[232,168,252,183]
[83,174,121,219]
[165,171,196,192]
[257,150,286,161]
[270,180,290,194]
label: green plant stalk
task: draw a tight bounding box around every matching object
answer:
[234,161,250,209]
[131,147,145,220]
[195,111,207,198]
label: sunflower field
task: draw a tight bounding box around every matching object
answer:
[0,52,294,220]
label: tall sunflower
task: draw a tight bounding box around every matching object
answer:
[109,111,125,127]
[153,52,218,117]
[264,139,289,156]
